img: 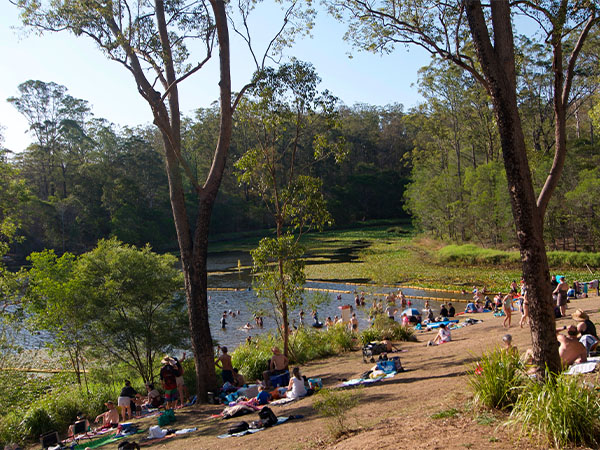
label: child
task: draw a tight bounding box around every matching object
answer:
[256,385,272,405]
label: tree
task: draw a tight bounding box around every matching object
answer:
[234,61,346,356]
[15,0,312,399]
[332,0,599,375]
[25,239,186,384]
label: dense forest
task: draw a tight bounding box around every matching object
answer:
[1,34,599,262]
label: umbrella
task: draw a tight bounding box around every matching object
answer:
[402,308,421,317]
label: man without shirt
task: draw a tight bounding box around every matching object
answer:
[262,346,289,386]
[557,325,587,366]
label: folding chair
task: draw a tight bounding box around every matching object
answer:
[40,431,61,449]
[71,420,92,444]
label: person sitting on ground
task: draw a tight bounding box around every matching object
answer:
[95,401,119,428]
[440,304,449,318]
[233,368,246,387]
[494,293,503,312]
[475,300,484,313]
[465,302,477,313]
[425,308,434,323]
[215,346,234,385]
[286,367,307,399]
[429,323,451,346]
[556,325,587,366]
[256,384,272,405]
[572,309,599,354]
[501,334,518,355]
[381,338,399,352]
[447,303,455,317]
[144,383,163,408]
[483,296,493,311]
[262,346,289,386]
[68,412,90,437]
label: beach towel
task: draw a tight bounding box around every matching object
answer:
[217,417,289,438]
[566,361,597,375]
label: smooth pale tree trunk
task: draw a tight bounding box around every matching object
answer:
[465,0,561,375]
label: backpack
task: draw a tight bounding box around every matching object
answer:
[227,421,249,434]
[258,406,278,427]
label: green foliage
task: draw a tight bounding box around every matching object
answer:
[313,388,361,438]
[25,239,187,383]
[508,374,600,449]
[430,407,460,419]
[370,314,416,341]
[438,245,519,265]
[359,327,383,345]
[468,348,524,410]
[231,335,278,382]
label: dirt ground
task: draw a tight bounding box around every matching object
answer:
[98,294,600,450]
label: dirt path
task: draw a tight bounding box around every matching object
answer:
[106,295,599,450]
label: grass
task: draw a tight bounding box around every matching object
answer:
[430,407,461,419]
[507,373,600,449]
[468,348,524,410]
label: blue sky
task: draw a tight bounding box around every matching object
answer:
[0,2,433,152]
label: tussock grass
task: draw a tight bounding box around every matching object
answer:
[507,374,600,449]
[468,348,524,410]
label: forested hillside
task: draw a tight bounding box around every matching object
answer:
[2,34,599,262]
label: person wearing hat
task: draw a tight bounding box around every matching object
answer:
[160,356,179,409]
[573,309,597,338]
[94,401,119,428]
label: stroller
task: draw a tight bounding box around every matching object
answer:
[362,341,389,363]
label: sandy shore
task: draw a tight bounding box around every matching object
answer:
[93,293,600,450]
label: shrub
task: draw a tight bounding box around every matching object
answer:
[360,327,382,345]
[507,373,600,448]
[468,348,524,410]
[370,314,416,342]
[313,388,361,438]
[231,335,277,382]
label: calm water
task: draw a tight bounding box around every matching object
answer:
[14,251,460,351]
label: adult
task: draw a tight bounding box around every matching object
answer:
[465,302,477,313]
[553,276,569,317]
[220,311,227,329]
[385,304,396,321]
[519,293,530,328]
[262,347,289,386]
[429,323,451,345]
[160,356,179,409]
[117,380,137,421]
[573,309,598,338]
[349,313,359,332]
[502,295,513,328]
[233,368,245,387]
[145,383,163,408]
[447,303,455,317]
[286,367,307,399]
[95,401,119,428]
[556,325,587,366]
[215,346,234,385]
[173,355,187,407]
[439,304,449,318]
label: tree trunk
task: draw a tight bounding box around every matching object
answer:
[465,0,561,376]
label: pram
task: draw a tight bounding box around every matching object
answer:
[362,341,389,363]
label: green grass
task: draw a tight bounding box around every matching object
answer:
[430,408,461,419]
[468,348,524,410]
[507,373,600,449]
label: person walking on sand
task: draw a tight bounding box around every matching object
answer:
[519,292,530,328]
[502,294,513,328]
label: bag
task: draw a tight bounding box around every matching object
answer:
[308,378,322,391]
[227,421,249,434]
[118,441,141,450]
[258,406,278,427]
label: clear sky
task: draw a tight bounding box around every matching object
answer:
[0,2,432,153]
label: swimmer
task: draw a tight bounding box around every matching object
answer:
[242,322,253,330]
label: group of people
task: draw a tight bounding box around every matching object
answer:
[91,356,187,433]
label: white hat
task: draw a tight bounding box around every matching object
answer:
[148,425,167,439]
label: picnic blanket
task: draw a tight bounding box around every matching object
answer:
[566,356,600,375]
[73,429,144,450]
[336,371,397,388]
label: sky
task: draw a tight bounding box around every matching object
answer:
[0,2,432,153]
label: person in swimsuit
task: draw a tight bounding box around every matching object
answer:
[502,295,513,328]
[554,276,569,317]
